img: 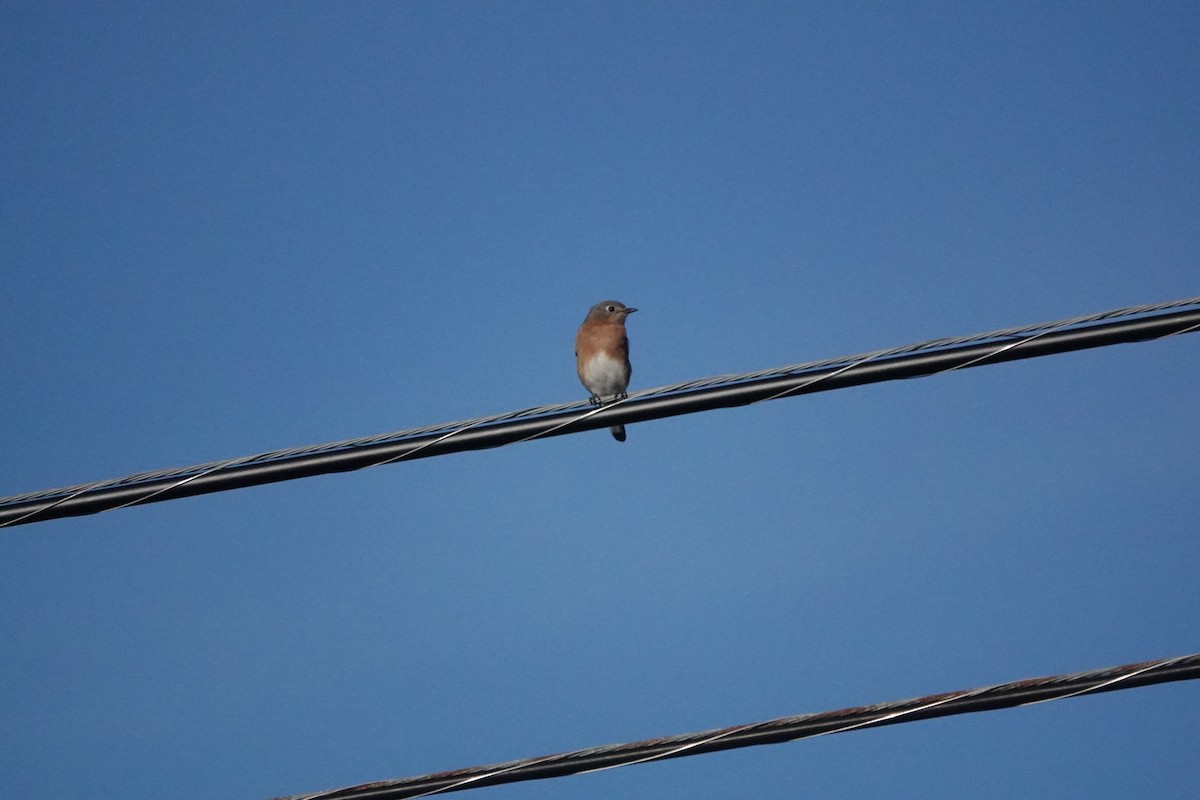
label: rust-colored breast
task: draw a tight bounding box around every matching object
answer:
[575,319,629,376]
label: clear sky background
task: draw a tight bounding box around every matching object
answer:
[2,3,1198,798]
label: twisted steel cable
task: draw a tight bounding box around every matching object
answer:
[273,653,1200,800]
[3,296,1198,527]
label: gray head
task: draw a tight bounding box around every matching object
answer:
[584,300,638,322]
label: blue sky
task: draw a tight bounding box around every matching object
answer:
[2,2,1198,798]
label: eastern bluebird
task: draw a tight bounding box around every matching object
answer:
[575,300,637,442]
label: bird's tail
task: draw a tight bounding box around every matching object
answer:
[610,425,627,443]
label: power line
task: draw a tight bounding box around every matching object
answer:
[2,296,1198,528]
[272,652,1200,800]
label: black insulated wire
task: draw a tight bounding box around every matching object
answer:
[2,300,1198,528]
[272,653,1200,800]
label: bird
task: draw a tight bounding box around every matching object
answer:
[575,300,637,442]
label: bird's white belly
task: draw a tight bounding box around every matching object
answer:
[581,352,629,398]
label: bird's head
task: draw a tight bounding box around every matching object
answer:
[586,300,638,323]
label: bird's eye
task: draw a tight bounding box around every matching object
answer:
[606,305,616,312]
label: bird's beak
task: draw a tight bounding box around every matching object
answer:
[624,307,638,314]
